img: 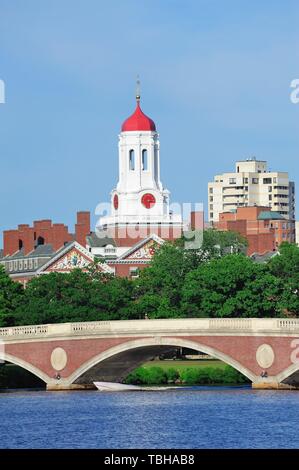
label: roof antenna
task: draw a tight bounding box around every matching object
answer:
[136,75,141,102]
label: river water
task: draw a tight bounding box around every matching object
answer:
[1,386,299,448]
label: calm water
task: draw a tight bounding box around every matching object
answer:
[1,386,299,449]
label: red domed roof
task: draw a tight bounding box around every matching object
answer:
[121,100,156,132]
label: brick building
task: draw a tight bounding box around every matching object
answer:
[0,212,92,285]
[215,206,296,256]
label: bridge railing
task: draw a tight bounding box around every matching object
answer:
[276,319,299,330]
[1,317,299,341]
[0,325,49,337]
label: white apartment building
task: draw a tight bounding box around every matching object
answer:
[208,158,295,223]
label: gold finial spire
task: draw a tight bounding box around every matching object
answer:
[136,75,141,102]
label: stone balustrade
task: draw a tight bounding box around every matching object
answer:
[0,317,299,342]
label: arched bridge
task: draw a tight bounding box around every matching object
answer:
[1,318,299,390]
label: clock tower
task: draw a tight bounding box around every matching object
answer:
[99,85,182,244]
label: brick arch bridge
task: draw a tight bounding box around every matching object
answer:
[1,318,299,390]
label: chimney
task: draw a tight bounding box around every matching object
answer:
[3,230,19,256]
[75,211,90,247]
[190,211,204,231]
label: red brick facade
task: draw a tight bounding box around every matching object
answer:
[3,212,91,256]
[215,206,294,255]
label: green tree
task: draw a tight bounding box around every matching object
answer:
[0,265,24,326]
[133,230,248,319]
[13,269,136,325]
[268,243,299,316]
[182,254,283,318]
[201,229,248,257]
[133,243,191,318]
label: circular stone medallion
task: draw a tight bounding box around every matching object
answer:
[51,347,68,371]
[256,344,275,369]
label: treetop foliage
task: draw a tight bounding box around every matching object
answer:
[0,232,298,326]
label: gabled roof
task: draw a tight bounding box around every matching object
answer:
[37,241,114,275]
[117,234,164,261]
[36,241,92,273]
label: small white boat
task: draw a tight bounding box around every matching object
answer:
[93,381,143,391]
[93,381,180,392]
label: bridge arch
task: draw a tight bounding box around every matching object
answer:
[68,337,257,385]
[0,352,50,384]
[275,363,299,386]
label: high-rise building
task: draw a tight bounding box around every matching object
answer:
[208,158,295,223]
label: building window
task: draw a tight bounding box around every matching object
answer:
[37,236,45,246]
[34,259,38,269]
[263,178,272,184]
[18,239,23,250]
[268,186,272,192]
[252,178,259,184]
[130,267,139,279]
[104,245,116,254]
[210,212,213,219]
[209,188,213,194]
[269,195,272,200]
[129,149,135,170]
[142,149,148,170]
[9,261,13,271]
[19,260,23,270]
[29,259,33,269]
[209,196,213,202]
[243,178,248,184]
[210,204,213,210]
[24,260,28,270]
[14,261,18,270]
[229,178,236,184]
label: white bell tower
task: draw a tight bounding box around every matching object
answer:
[99,83,182,235]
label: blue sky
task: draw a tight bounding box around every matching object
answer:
[0,0,298,239]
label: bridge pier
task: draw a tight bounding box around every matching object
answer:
[46,382,96,391]
[252,378,299,390]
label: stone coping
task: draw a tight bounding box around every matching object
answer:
[1,318,299,341]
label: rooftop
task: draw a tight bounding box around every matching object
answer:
[258,211,286,221]
[86,232,116,248]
